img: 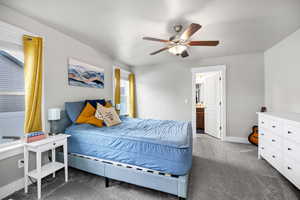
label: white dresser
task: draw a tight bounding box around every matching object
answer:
[258,112,300,189]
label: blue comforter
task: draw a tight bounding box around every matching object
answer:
[65,117,192,175]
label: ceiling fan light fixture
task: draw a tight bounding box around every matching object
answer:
[143,23,219,56]
[168,45,187,55]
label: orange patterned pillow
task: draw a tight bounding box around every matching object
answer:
[76,103,104,127]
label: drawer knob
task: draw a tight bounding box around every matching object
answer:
[272,155,276,158]
[261,147,264,150]
[261,133,265,136]
[287,131,292,134]
[272,125,276,128]
[261,121,264,124]
[288,148,292,151]
[287,166,292,170]
[53,142,56,145]
[271,139,276,142]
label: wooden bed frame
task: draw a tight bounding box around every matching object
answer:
[55,111,190,199]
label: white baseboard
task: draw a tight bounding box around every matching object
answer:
[224,136,250,144]
[0,177,32,199]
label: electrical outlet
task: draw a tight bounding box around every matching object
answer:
[18,159,24,168]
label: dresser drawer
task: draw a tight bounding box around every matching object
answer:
[284,140,300,163]
[283,158,300,188]
[259,138,267,157]
[268,118,283,135]
[264,148,282,172]
[259,129,266,140]
[259,115,283,135]
[259,116,269,129]
[264,132,282,150]
[285,123,300,144]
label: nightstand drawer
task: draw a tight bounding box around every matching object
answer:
[33,139,66,152]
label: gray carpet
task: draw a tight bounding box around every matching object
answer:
[5,135,300,200]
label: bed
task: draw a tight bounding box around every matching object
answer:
[56,103,192,199]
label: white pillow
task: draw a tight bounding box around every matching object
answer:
[96,103,121,127]
[95,103,104,120]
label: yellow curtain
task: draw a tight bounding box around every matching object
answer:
[23,35,43,134]
[114,68,121,110]
[129,73,136,118]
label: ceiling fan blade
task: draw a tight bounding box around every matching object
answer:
[188,41,219,46]
[149,46,171,55]
[180,23,202,41]
[181,50,189,58]
[142,37,170,43]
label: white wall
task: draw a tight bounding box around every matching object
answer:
[133,53,265,139]
[265,28,300,112]
[0,4,129,190]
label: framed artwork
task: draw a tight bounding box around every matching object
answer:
[68,58,104,88]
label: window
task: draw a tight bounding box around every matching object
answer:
[114,67,130,116]
[0,48,24,144]
[120,78,129,115]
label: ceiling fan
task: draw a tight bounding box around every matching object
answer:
[142,23,219,58]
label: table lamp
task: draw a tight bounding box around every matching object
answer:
[48,108,61,134]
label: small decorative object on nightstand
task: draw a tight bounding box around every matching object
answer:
[48,108,61,135]
[26,131,46,143]
[24,134,70,199]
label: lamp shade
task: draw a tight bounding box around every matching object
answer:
[48,108,61,120]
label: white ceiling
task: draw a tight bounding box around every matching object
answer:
[1,0,300,66]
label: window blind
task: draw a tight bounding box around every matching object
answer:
[0,51,24,112]
[0,95,24,112]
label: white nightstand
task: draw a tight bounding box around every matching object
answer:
[24,134,70,199]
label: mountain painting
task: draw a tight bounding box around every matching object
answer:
[68,58,104,88]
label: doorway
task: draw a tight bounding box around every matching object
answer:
[191,65,226,140]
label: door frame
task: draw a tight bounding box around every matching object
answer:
[191,65,226,140]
